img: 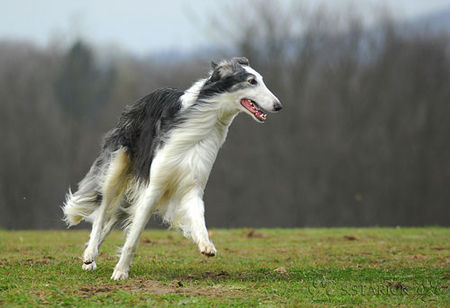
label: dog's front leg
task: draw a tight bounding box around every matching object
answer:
[111,186,160,280]
[181,189,216,257]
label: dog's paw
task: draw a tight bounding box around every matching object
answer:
[82,261,97,271]
[83,248,98,265]
[111,268,129,281]
[199,241,217,257]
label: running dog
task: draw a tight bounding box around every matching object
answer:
[62,57,282,280]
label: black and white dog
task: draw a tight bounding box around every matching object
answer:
[62,57,282,280]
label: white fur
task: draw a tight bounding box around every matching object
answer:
[179,79,206,109]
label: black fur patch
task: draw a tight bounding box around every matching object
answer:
[199,70,252,99]
[104,88,184,181]
[199,57,254,99]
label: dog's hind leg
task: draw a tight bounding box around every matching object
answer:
[111,185,161,280]
[82,214,121,270]
[82,149,130,270]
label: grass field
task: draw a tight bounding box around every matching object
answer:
[0,228,448,306]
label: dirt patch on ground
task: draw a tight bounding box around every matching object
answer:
[139,236,189,247]
[140,237,155,245]
[273,267,288,274]
[431,247,447,251]
[343,235,360,241]
[177,270,230,281]
[201,270,229,279]
[387,281,409,291]
[245,229,267,238]
[74,277,243,298]
[10,255,55,266]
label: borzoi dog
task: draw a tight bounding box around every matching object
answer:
[62,57,282,280]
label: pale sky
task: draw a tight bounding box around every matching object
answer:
[1,0,450,56]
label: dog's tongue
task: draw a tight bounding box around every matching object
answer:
[241,99,267,121]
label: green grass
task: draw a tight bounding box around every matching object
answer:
[0,228,448,306]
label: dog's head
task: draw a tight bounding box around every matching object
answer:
[199,57,282,123]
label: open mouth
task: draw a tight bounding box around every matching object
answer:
[240,99,267,122]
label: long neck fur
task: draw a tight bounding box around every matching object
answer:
[178,79,238,146]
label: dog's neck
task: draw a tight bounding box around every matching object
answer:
[179,79,239,143]
[178,103,237,146]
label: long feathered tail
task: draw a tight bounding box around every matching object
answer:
[62,188,101,227]
[62,155,108,227]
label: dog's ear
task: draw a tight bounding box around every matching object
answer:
[209,68,221,83]
[208,58,248,83]
[209,62,233,83]
[233,57,249,66]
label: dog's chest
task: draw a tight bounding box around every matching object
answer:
[151,124,229,190]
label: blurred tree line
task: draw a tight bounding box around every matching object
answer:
[0,3,449,228]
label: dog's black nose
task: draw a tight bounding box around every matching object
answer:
[273,101,283,112]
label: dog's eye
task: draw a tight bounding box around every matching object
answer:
[248,78,257,85]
